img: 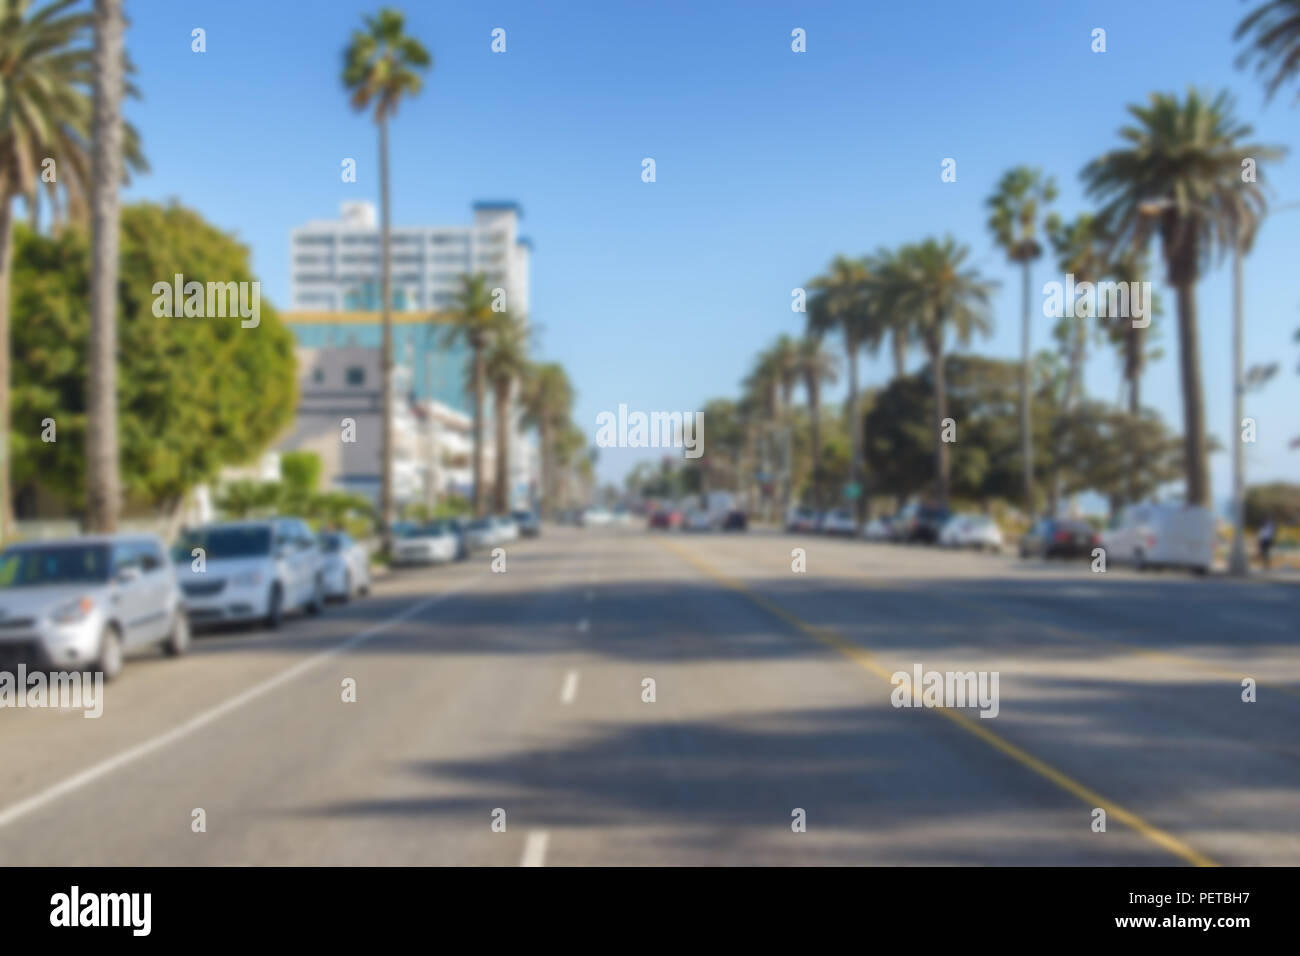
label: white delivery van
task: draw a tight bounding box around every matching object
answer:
[1102,504,1215,575]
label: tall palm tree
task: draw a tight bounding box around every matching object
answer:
[342,8,430,544]
[85,0,125,532]
[1236,0,1300,103]
[519,361,573,519]
[440,272,497,516]
[795,335,838,505]
[884,238,995,508]
[766,334,800,513]
[0,0,142,537]
[742,349,783,520]
[1082,89,1283,506]
[808,255,883,519]
[482,312,530,514]
[868,247,914,379]
[986,167,1057,515]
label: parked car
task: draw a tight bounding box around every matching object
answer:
[648,509,682,530]
[819,508,857,536]
[911,506,953,543]
[1101,504,1214,574]
[512,510,541,537]
[318,530,372,600]
[862,517,892,541]
[1019,518,1101,560]
[174,519,324,628]
[683,509,714,532]
[785,506,819,533]
[0,535,189,680]
[391,522,459,566]
[721,509,748,531]
[581,508,613,527]
[939,514,1004,551]
[888,505,920,541]
[493,515,520,543]
[464,517,497,552]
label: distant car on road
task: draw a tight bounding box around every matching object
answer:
[721,509,748,531]
[1101,504,1214,574]
[174,519,324,628]
[819,508,857,536]
[580,508,614,527]
[1019,518,1100,560]
[391,522,459,566]
[648,509,682,530]
[493,515,520,543]
[464,517,498,552]
[862,517,892,541]
[785,506,819,533]
[319,530,372,599]
[683,509,714,532]
[512,510,541,537]
[0,535,189,680]
[939,514,1004,551]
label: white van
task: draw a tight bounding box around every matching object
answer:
[1101,504,1215,575]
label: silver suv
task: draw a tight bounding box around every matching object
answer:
[0,535,189,681]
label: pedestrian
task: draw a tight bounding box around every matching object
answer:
[1258,517,1276,570]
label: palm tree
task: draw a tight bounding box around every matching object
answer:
[85,0,126,532]
[482,312,530,514]
[342,8,431,544]
[868,247,914,379]
[440,273,496,516]
[885,238,995,508]
[0,0,143,537]
[1082,89,1283,506]
[986,167,1057,515]
[795,335,838,505]
[1236,0,1300,103]
[519,362,573,519]
[807,255,883,519]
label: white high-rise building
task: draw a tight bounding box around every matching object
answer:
[289,200,531,317]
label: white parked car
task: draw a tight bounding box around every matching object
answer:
[493,515,520,543]
[939,514,1004,551]
[1101,504,1215,574]
[174,518,324,628]
[392,522,459,566]
[464,517,498,552]
[581,508,613,527]
[683,509,714,532]
[819,508,857,536]
[0,535,189,681]
[319,530,373,598]
[862,517,892,541]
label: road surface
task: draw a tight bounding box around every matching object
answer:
[1,525,1296,866]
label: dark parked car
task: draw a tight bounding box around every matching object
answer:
[721,509,748,531]
[892,504,951,543]
[1019,518,1101,559]
[511,510,541,537]
[648,509,682,530]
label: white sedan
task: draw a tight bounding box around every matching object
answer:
[319,530,373,598]
[819,508,858,536]
[938,514,1004,551]
[391,522,459,566]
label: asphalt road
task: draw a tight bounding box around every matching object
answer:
[1,525,1296,866]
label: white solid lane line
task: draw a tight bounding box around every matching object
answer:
[560,670,579,705]
[521,830,549,867]
[0,578,480,831]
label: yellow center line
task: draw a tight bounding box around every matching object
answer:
[657,536,1218,868]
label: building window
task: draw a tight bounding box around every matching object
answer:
[346,366,366,386]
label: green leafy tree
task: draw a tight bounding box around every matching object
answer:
[9,202,297,519]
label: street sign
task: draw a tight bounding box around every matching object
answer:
[843,483,862,500]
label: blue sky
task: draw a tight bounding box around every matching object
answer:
[122,0,1299,496]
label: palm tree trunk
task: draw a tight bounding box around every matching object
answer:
[845,335,860,516]
[493,378,510,514]
[377,113,395,547]
[892,330,907,379]
[0,198,15,539]
[539,419,553,518]
[931,347,950,508]
[471,345,486,516]
[805,373,821,507]
[86,0,125,533]
[1019,260,1034,516]
[1174,281,1210,506]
